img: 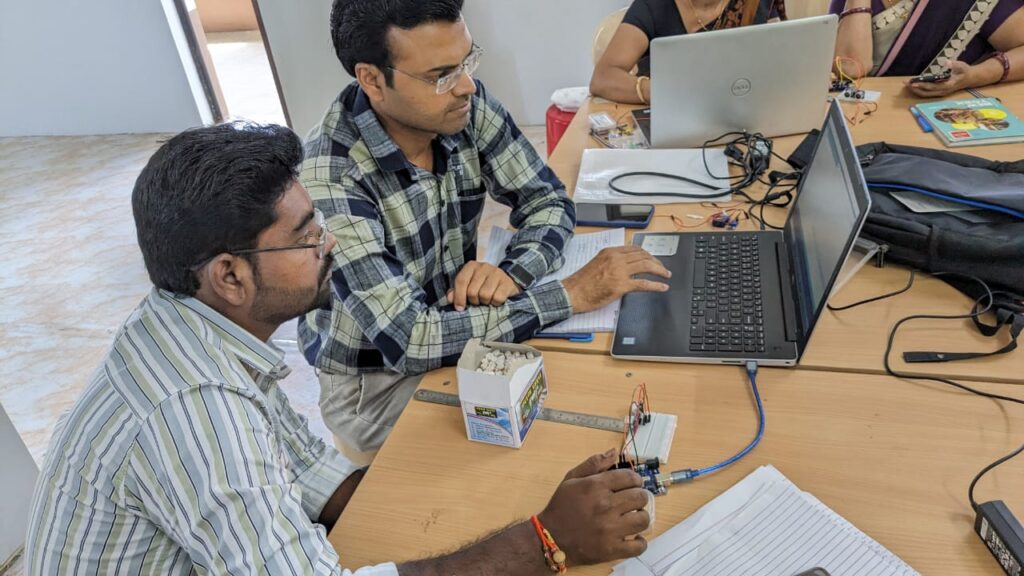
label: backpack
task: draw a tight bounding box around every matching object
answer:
[789,136,1024,363]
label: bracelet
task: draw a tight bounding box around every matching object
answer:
[635,75,649,104]
[990,51,1011,84]
[839,6,872,20]
[530,515,567,574]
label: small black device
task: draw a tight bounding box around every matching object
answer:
[576,203,654,229]
[910,69,952,83]
[975,500,1024,575]
[794,569,831,576]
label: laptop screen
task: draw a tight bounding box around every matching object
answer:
[783,102,870,347]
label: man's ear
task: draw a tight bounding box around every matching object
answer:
[355,63,387,103]
[201,254,254,307]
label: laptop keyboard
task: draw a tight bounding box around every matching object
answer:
[689,234,765,354]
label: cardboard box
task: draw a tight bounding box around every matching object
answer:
[456,339,547,448]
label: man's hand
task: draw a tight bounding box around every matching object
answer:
[562,246,671,314]
[906,60,973,98]
[447,262,522,311]
[538,450,651,566]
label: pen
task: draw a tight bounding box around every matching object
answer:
[533,332,594,343]
[908,106,932,133]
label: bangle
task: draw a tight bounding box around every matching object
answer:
[530,515,567,574]
[635,75,649,104]
[990,51,1011,84]
[839,6,872,20]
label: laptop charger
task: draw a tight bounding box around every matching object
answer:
[975,500,1024,575]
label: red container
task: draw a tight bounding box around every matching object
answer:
[545,104,577,157]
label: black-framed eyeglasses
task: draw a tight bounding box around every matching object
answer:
[190,208,327,271]
[388,44,483,95]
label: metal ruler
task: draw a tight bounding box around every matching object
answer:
[414,389,625,433]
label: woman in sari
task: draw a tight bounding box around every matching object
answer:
[831,0,1024,97]
[590,0,787,104]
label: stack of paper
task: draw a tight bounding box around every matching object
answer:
[482,227,625,333]
[612,465,919,576]
[573,148,731,205]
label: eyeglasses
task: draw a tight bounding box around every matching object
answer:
[231,208,328,260]
[191,208,328,272]
[388,45,483,95]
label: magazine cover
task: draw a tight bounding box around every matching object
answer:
[913,97,1024,147]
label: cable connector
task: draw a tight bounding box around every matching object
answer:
[663,469,699,486]
[746,360,759,378]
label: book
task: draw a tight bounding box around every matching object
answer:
[912,97,1024,147]
[612,465,919,576]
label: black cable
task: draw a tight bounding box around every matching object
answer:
[968,439,1024,511]
[830,269,1024,512]
[827,269,916,311]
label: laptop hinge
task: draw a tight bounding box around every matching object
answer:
[776,242,800,343]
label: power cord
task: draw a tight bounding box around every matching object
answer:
[826,269,917,312]
[662,361,765,485]
[827,268,1024,513]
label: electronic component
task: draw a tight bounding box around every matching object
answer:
[829,79,852,93]
[910,69,952,84]
[614,458,667,496]
[975,500,1024,575]
[621,385,677,465]
[588,112,617,135]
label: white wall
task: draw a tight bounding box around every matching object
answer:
[0,0,208,136]
[0,403,38,566]
[254,0,353,138]
[463,0,629,125]
[257,0,628,132]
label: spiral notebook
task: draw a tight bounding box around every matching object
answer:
[612,465,919,576]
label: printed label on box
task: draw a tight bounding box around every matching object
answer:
[465,404,515,447]
[516,370,546,442]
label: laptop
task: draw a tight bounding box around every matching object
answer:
[649,15,838,148]
[612,100,870,366]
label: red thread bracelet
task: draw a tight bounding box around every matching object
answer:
[530,516,567,574]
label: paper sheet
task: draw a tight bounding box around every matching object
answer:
[612,466,919,576]
[482,227,625,333]
[574,148,731,205]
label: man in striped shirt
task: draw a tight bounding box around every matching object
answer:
[301,0,672,458]
[26,123,652,574]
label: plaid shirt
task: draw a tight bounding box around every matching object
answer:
[298,81,575,376]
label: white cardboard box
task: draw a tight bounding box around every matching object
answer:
[456,339,547,449]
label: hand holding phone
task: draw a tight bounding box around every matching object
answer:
[575,203,655,229]
[910,69,952,84]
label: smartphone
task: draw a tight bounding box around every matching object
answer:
[575,203,654,228]
[794,568,831,576]
[910,69,952,83]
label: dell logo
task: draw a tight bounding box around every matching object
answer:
[731,78,752,96]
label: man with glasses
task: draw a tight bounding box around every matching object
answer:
[303,0,671,460]
[26,122,652,575]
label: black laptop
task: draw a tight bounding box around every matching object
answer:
[612,100,870,366]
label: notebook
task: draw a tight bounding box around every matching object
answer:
[612,465,919,576]
[913,97,1024,147]
[482,227,625,333]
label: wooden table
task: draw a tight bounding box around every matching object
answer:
[524,77,1024,384]
[330,352,1024,574]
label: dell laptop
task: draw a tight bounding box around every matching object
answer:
[649,15,838,148]
[612,100,870,366]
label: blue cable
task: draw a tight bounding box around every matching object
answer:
[668,361,765,484]
[866,182,1024,220]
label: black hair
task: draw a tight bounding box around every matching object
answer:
[330,0,465,85]
[131,121,303,296]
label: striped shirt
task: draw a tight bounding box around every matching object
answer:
[26,289,398,575]
[298,81,576,377]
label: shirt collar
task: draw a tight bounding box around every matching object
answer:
[350,86,463,174]
[153,289,291,381]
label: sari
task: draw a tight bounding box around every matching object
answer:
[831,0,1006,76]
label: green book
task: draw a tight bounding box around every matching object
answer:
[912,97,1024,147]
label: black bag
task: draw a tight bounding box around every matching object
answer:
[789,136,1024,363]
